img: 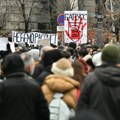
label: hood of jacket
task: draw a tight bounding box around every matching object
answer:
[94,64,120,86]
[44,74,80,92]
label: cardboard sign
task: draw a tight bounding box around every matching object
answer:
[64,11,87,43]
[0,38,8,51]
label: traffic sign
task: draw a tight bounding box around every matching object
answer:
[57,14,64,26]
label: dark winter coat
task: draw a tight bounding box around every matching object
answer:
[37,65,52,86]
[76,64,120,120]
[0,72,49,120]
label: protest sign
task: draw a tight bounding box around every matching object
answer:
[64,11,87,44]
[0,38,8,51]
[12,31,57,45]
[37,39,50,46]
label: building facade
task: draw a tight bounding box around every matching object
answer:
[0,0,50,34]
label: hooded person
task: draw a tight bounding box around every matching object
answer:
[76,44,120,120]
[0,53,49,120]
[41,58,80,110]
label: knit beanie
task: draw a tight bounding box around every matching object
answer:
[102,44,119,64]
[51,58,74,77]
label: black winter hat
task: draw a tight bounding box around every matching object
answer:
[42,49,62,67]
[2,53,24,75]
[102,44,119,64]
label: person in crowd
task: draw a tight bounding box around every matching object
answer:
[61,50,72,61]
[7,37,18,54]
[0,53,49,120]
[39,45,53,62]
[68,42,77,50]
[67,42,78,61]
[70,110,104,120]
[77,48,89,74]
[92,52,102,67]
[41,58,80,110]
[67,47,75,60]
[27,47,40,62]
[86,58,95,73]
[32,64,45,80]
[20,52,35,75]
[37,49,63,86]
[72,61,87,89]
[76,44,120,120]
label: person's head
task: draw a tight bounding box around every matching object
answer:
[86,58,95,72]
[51,58,74,77]
[67,47,75,56]
[27,49,39,61]
[92,52,102,67]
[1,53,24,76]
[72,61,86,86]
[20,52,35,75]
[39,46,53,61]
[61,50,71,60]
[42,49,63,67]
[68,42,77,50]
[78,48,88,58]
[102,44,120,65]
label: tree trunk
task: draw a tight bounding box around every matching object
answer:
[25,20,29,33]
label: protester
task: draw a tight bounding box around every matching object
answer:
[77,48,89,74]
[37,49,63,86]
[32,64,45,80]
[92,52,102,67]
[76,44,120,120]
[0,53,49,120]
[70,110,104,120]
[72,61,87,89]
[41,58,80,110]
[39,45,53,62]
[86,58,95,73]
[21,52,35,75]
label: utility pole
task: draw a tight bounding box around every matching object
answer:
[95,0,104,48]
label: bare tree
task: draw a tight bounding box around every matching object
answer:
[103,0,120,40]
[16,0,41,33]
[0,0,10,30]
[41,0,78,32]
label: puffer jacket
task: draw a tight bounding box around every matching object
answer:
[41,74,80,110]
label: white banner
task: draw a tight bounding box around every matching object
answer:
[12,31,57,45]
[64,11,87,44]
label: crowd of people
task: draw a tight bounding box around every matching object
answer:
[0,36,120,120]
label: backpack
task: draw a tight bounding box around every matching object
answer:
[49,93,75,120]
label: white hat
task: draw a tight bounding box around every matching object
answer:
[51,58,74,77]
[92,52,102,66]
